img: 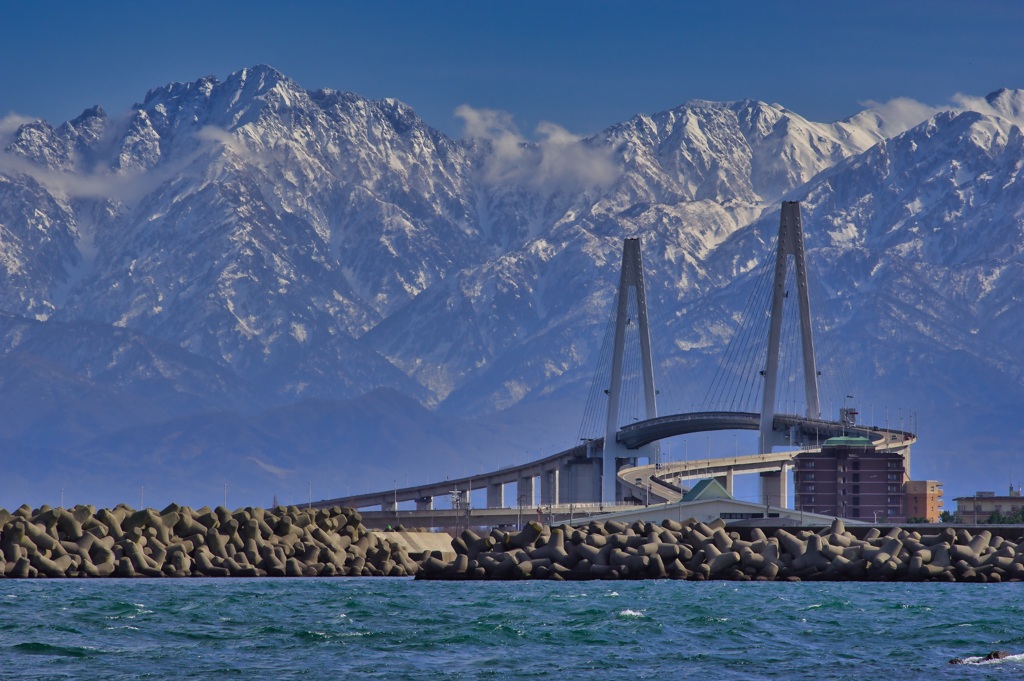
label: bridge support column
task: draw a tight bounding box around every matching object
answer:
[713,468,735,496]
[486,483,504,509]
[602,238,659,504]
[760,463,791,509]
[382,500,397,513]
[760,201,821,453]
[415,496,433,511]
[517,476,535,508]
[561,458,602,503]
[541,468,560,505]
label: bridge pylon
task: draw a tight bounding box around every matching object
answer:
[602,238,659,504]
[759,201,821,453]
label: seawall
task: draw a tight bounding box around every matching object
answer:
[0,504,421,578]
[417,517,1024,581]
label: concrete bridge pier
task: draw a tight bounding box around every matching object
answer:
[760,462,790,508]
[541,468,560,505]
[486,482,504,509]
[713,468,735,496]
[560,458,602,504]
[517,475,535,508]
[382,499,397,513]
[415,496,433,511]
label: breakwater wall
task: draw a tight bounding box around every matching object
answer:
[0,504,420,578]
[417,517,1024,582]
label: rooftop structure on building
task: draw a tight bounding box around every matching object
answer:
[793,436,908,523]
[954,486,1024,523]
[574,477,866,528]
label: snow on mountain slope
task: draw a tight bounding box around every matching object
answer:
[669,104,1024,486]
[371,97,908,412]
[0,66,1021,506]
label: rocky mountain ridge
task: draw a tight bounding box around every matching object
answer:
[1,66,1021,508]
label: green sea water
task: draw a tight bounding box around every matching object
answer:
[1,578,1021,680]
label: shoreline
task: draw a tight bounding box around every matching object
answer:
[3,503,1022,582]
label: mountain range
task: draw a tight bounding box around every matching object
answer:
[1,65,1021,509]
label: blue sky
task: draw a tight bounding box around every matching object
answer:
[2,1,1022,138]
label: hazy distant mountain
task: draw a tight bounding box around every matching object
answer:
[1,66,1021,507]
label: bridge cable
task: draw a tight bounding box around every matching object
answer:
[806,254,855,421]
[576,285,621,442]
[733,245,779,411]
[701,233,779,412]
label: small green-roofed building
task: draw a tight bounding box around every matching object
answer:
[681,478,733,502]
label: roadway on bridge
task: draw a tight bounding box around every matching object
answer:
[312,408,915,512]
[617,422,917,505]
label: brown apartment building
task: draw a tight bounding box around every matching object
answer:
[793,436,907,522]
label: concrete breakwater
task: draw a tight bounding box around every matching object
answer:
[417,518,1024,582]
[0,504,420,578]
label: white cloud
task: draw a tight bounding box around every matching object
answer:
[247,456,291,479]
[858,97,947,135]
[0,113,38,145]
[952,91,1024,126]
[455,105,621,193]
[0,123,256,204]
[196,125,264,165]
[858,91,1024,137]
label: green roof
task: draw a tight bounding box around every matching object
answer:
[681,478,734,502]
[823,436,875,447]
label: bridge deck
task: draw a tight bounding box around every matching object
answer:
[311,411,916,511]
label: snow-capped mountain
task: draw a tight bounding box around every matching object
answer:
[0,66,1021,508]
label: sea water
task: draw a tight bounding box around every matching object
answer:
[1,578,1021,680]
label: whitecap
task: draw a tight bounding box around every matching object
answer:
[977,653,1024,665]
[952,653,1024,666]
[619,609,646,618]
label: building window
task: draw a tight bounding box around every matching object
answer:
[805,461,815,468]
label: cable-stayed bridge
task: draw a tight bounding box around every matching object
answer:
[314,202,916,517]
